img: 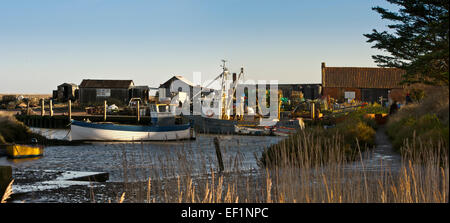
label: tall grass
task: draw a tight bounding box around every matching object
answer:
[110,132,448,203]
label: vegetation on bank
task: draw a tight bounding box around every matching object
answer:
[260,104,382,167]
[0,112,34,144]
[0,112,81,145]
[386,88,449,156]
[111,134,448,203]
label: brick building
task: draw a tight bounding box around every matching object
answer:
[321,62,406,104]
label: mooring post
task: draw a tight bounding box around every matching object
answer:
[0,166,12,199]
[213,137,224,173]
[26,100,30,115]
[137,100,140,122]
[49,99,53,117]
[104,100,107,121]
[68,100,72,120]
[41,98,45,116]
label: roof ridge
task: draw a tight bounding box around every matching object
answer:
[325,66,401,69]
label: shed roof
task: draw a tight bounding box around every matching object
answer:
[322,65,405,89]
[58,83,78,87]
[79,79,134,88]
[160,76,196,88]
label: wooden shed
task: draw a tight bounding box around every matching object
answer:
[78,79,134,105]
[54,83,78,102]
[321,62,406,104]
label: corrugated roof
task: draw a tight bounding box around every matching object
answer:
[79,79,134,88]
[322,66,405,89]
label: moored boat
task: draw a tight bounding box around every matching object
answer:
[1,144,44,159]
[70,120,194,141]
[272,119,305,136]
[70,103,196,141]
[234,125,272,136]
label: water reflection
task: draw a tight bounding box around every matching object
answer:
[7,156,43,164]
[2,128,284,182]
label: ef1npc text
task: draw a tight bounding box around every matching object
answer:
[226,208,269,218]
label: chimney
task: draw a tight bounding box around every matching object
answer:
[321,62,326,87]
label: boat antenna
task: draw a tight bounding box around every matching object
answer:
[191,59,228,99]
[221,59,228,72]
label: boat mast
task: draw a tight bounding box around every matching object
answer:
[220,59,229,120]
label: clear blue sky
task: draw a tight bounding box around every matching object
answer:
[0,0,395,94]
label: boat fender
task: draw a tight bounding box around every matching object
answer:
[205,109,215,117]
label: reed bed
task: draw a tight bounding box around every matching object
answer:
[110,130,448,203]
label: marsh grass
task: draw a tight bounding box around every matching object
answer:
[108,131,448,203]
[1,179,14,203]
[0,111,32,144]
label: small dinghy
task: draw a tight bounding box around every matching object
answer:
[1,144,44,159]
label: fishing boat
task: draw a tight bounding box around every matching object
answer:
[1,143,44,159]
[70,103,195,141]
[186,60,281,135]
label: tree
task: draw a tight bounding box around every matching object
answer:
[364,0,449,86]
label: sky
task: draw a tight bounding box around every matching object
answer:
[0,0,396,94]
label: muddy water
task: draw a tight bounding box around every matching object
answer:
[1,128,283,181]
[346,127,402,172]
[1,127,403,180]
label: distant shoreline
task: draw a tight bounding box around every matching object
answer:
[0,93,51,97]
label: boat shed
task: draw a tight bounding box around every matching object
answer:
[78,79,135,105]
[321,62,406,104]
[53,83,78,102]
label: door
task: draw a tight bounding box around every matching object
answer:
[361,89,388,104]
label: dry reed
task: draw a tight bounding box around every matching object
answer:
[111,130,448,203]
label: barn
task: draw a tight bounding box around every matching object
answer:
[321,62,406,104]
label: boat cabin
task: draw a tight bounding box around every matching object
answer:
[149,103,179,126]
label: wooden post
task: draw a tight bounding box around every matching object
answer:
[26,100,30,115]
[104,100,107,121]
[311,102,315,120]
[137,100,140,122]
[49,99,53,117]
[41,98,45,116]
[0,166,12,199]
[68,100,72,120]
[213,137,224,173]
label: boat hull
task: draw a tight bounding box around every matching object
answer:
[70,120,193,141]
[2,144,44,159]
[234,125,272,136]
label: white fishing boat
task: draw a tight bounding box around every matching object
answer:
[70,104,195,141]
